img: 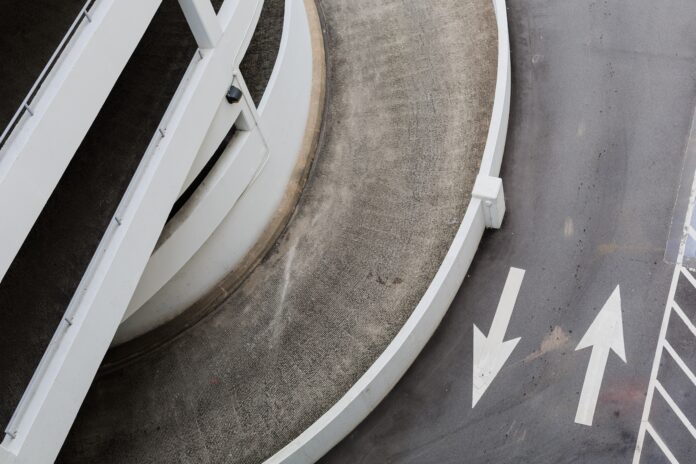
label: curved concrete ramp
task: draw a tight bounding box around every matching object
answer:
[59,1,497,462]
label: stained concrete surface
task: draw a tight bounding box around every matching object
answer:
[322,0,696,463]
[57,1,497,462]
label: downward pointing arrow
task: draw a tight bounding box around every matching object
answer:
[574,285,627,426]
[472,267,524,407]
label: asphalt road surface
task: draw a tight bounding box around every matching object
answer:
[322,0,696,463]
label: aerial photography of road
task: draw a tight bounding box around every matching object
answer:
[0,1,695,463]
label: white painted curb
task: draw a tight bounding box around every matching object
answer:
[264,0,512,462]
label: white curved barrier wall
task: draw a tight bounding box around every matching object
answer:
[115,0,318,344]
[265,0,512,462]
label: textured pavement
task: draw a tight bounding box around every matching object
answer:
[323,1,696,462]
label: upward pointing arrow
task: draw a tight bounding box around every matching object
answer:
[574,285,627,426]
[472,267,525,407]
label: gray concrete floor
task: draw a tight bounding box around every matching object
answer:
[322,0,696,463]
[56,1,496,463]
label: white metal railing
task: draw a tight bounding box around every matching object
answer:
[0,1,264,463]
[114,0,317,345]
[0,0,163,288]
[0,0,97,152]
[121,71,270,323]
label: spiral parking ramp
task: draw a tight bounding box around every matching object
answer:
[0,0,501,463]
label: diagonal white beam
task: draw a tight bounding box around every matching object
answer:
[1,2,264,463]
[0,0,161,286]
[123,73,269,320]
[178,0,222,49]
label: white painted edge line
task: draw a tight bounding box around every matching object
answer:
[681,266,696,289]
[671,301,696,339]
[633,129,696,462]
[633,177,696,462]
[654,380,696,441]
[645,423,681,464]
[264,0,511,462]
[663,340,696,387]
[633,267,679,464]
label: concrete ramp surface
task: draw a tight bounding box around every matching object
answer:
[48,0,497,463]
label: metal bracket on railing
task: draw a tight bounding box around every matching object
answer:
[225,85,243,104]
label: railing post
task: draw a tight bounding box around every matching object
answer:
[178,0,222,49]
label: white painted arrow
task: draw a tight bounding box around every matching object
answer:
[472,267,525,407]
[574,285,627,426]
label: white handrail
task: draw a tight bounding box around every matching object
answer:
[114,0,317,343]
[0,0,162,288]
[0,2,264,463]
[0,0,96,151]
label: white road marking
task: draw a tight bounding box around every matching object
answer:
[688,225,696,242]
[663,340,696,388]
[633,100,696,463]
[681,266,696,289]
[634,263,696,462]
[671,301,696,338]
[633,266,682,463]
[472,267,524,407]
[655,380,696,441]
[646,422,681,464]
[574,286,626,426]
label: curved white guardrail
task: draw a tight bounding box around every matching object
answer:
[265,0,511,462]
[115,0,320,344]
